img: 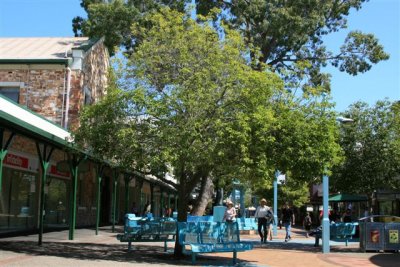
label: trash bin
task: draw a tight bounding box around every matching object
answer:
[359,215,400,252]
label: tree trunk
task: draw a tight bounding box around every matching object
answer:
[191,175,214,216]
[173,173,191,258]
[214,187,224,206]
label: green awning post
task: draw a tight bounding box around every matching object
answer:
[160,189,164,217]
[150,184,155,215]
[0,129,15,193]
[111,169,118,233]
[95,164,105,235]
[124,174,132,215]
[137,179,144,215]
[36,143,54,246]
[67,154,85,240]
[174,195,178,212]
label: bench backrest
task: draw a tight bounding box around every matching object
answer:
[187,215,214,223]
[331,222,357,237]
[124,214,177,235]
[124,213,141,233]
[178,221,240,245]
[162,220,178,235]
[244,218,258,230]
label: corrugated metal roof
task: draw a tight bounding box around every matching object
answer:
[0,94,72,147]
[0,37,90,60]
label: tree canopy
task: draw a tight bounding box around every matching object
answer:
[331,100,400,196]
[76,6,342,215]
[73,0,389,92]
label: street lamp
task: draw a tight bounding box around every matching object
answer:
[336,116,354,124]
[322,116,353,254]
[273,170,280,236]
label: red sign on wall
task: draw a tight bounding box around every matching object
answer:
[371,230,380,243]
[50,165,70,177]
[3,153,29,169]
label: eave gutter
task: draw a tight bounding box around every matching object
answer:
[0,59,69,65]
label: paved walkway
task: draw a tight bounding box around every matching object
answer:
[0,225,399,266]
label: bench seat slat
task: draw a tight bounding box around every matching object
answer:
[313,222,358,247]
[178,221,253,264]
[117,214,177,251]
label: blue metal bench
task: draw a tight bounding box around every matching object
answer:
[187,215,214,223]
[178,221,253,264]
[314,222,358,246]
[116,214,177,251]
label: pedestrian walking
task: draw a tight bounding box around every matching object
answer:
[254,198,271,243]
[303,212,312,238]
[281,202,295,242]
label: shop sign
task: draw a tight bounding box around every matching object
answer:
[3,153,29,169]
[389,230,399,244]
[370,229,380,243]
[49,165,70,178]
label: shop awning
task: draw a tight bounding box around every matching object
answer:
[329,194,368,202]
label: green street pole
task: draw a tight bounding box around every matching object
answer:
[112,169,118,233]
[139,180,144,215]
[124,174,130,215]
[69,163,79,240]
[174,195,178,212]
[0,130,15,193]
[95,164,103,236]
[0,150,6,193]
[36,143,54,246]
[38,161,49,245]
[150,184,154,215]
[160,189,164,217]
[68,154,86,240]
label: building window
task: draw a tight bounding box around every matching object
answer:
[0,87,20,103]
[84,86,92,105]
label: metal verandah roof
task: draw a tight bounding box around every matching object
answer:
[0,94,72,148]
[329,193,368,202]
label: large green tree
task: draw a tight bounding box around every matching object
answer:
[72,0,387,210]
[73,0,186,55]
[331,100,400,197]
[76,9,342,256]
[74,0,388,91]
[76,8,281,254]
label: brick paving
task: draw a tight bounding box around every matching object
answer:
[0,225,399,266]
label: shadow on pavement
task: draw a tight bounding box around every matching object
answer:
[369,253,400,267]
[0,240,257,266]
[248,239,360,253]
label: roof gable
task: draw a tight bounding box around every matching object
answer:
[0,37,96,61]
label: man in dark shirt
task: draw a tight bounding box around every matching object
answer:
[281,202,295,242]
[342,209,352,222]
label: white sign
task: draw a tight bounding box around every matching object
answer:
[277,174,286,185]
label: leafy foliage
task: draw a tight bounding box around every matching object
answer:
[195,0,389,91]
[73,0,186,55]
[73,1,389,91]
[76,7,342,215]
[331,100,400,195]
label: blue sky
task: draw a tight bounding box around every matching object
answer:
[0,0,399,111]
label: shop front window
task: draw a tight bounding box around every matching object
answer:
[0,168,37,233]
[45,178,69,227]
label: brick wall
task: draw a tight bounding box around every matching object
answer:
[0,40,109,131]
[0,39,110,228]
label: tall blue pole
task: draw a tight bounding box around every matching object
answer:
[273,170,280,236]
[239,187,245,218]
[322,174,330,253]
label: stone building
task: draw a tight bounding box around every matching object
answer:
[0,37,109,130]
[0,37,176,237]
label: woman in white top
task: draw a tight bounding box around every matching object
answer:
[223,200,237,240]
[223,200,237,222]
[254,198,271,243]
